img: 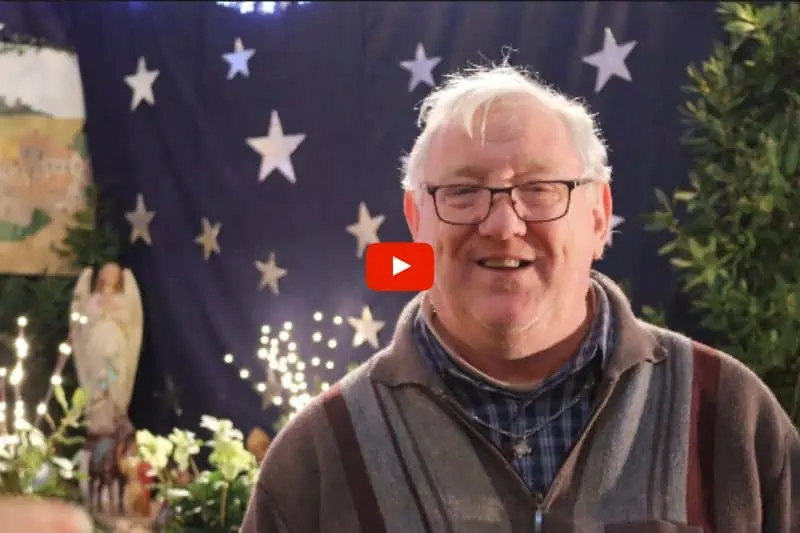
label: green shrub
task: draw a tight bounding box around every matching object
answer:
[644,2,800,424]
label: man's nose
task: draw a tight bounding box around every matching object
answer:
[477,194,527,240]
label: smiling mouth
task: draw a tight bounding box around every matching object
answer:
[476,258,534,270]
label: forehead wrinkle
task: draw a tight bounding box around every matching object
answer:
[441,156,555,181]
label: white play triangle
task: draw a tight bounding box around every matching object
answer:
[392,256,410,276]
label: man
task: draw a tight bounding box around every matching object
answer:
[240,64,800,532]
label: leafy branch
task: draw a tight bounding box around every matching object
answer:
[643,1,800,423]
[0,385,87,501]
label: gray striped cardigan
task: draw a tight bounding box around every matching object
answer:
[241,272,800,533]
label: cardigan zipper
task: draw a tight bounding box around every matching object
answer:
[418,374,619,530]
[540,376,617,509]
[428,389,548,530]
[419,388,534,497]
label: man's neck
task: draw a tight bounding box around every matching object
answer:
[423,290,596,386]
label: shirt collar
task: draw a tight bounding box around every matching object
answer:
[412,279,614,394]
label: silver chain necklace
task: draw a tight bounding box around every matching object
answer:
[426,301,597,459]
[469,375,595,459]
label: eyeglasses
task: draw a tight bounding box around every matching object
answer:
[425,178,595,225]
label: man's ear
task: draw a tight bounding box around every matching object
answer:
[404,190,420,239]
[593,182,613,260]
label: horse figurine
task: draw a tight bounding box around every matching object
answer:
[85,412,137,515]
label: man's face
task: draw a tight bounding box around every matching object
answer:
[405,97,612,340]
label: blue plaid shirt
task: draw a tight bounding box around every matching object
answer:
[412,281,614,499]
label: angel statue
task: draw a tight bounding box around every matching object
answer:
[69,262,144,435]
[70,263,144,518]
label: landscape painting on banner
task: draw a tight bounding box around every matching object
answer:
[0,41,91,275]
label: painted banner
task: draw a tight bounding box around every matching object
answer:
[0,41,91,275]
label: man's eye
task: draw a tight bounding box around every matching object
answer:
[450,187,480,196]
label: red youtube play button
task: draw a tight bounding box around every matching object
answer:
[365,242,434,292]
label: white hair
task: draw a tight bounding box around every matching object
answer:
[400,63,612,195]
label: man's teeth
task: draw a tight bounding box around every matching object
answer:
[480,258,526,269]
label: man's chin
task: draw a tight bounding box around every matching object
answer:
[470,299,539,332]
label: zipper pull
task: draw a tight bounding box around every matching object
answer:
[532,492,544,532]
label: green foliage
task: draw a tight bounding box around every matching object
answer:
[135,415,259,533]
[54,182,121,270]
[643,2,800,422]
[640,305,669,329]
[614,277,670,329]
[0,385,87,501]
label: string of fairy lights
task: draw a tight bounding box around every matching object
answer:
[0,304,383,438]
[223,309,369,421]
[0,316,73,444]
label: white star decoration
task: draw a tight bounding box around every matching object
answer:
[608,214,625,246]
[246,110,306,184]
[195,218,222,260]
[255,252,288,295]
[222,37,255,79]
[582,28,637,94]
[124,57,159,111]
[347,306,385,349]
[125,194,155,245]
[346,202,385,258]
[400,43,441,92]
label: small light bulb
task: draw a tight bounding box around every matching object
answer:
[312,332,322,342]
[223,353,234,364]
[16,316,27,328]
[333,315,343,325]
[14,338,29,359]
[261,325,271,335]
[283,321,293,331]
[9,365,23,386]
[327,339,337,349]
[313,311,323,322]
[239,369,250,379]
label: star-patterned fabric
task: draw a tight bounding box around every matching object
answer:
[7,1,722,432]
